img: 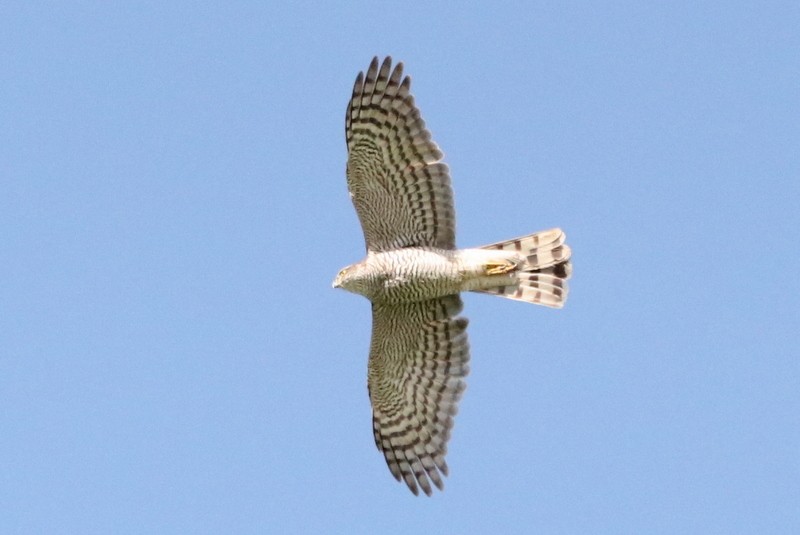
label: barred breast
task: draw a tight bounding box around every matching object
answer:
[368,248,463,304]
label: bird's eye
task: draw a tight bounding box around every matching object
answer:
[338,267,349,278]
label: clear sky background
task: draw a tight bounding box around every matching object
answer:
[2,2,798,533]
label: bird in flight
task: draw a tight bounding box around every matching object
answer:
[333,57,572,496]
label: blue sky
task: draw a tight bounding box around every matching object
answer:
[2,2,798,533]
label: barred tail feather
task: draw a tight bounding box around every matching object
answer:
[481,228,571,270]
[476,229,572,308]
[479,272,568,308]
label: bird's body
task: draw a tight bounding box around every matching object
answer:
[336,243,566,305]
[334,57,572,496]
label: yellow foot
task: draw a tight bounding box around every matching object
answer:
[484,260,517,275]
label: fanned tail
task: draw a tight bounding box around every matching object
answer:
[476,228,572,308]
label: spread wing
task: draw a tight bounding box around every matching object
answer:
[345,56,456,252]
[367,295,470,496]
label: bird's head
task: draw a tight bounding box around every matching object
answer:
[332,265,349,289]
[332,261,372,297]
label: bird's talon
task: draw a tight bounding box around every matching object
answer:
[484,261,516,275]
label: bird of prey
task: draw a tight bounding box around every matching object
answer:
[333,57,572,496]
